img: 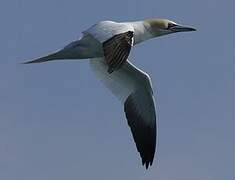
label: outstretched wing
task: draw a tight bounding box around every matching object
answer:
[90,58,157,169]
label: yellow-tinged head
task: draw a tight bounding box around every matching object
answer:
[144,18,196,37]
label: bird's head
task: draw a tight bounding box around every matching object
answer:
[144,18,196,37]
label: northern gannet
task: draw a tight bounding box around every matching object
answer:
[24,18,196,169]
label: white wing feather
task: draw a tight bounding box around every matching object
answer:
[90,58,151,103]
[84,21,134,43]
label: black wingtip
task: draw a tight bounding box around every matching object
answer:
[145,162,149,169]
[124,94,156,170]
[142,159,153,169]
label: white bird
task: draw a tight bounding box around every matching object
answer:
[24,18,196,169]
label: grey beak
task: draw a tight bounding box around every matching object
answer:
[170,25,196,32]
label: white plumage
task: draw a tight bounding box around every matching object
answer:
[23,18,196,169]
[83,21,134,43]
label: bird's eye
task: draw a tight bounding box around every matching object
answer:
[167,23,177,29]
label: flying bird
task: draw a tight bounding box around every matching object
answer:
[24,18,196,169]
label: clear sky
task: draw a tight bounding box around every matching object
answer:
[0,0,234,179]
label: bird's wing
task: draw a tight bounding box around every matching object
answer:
[84,21,134,73]
[103,31,134,73]
[83,21,134,43]
[90,58,157,169]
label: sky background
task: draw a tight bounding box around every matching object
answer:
[0,0,234,179]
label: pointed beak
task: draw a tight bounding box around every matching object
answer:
[170,25,196,32]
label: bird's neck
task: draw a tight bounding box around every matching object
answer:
[128,21,172,45]
[128,21,155,45]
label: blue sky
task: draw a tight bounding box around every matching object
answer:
[0,0,234,179]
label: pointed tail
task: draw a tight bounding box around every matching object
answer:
[22,38,90,64]
[22,50,65,64]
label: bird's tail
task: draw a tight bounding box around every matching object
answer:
[22,50,66,64]
[22,38,86,64]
